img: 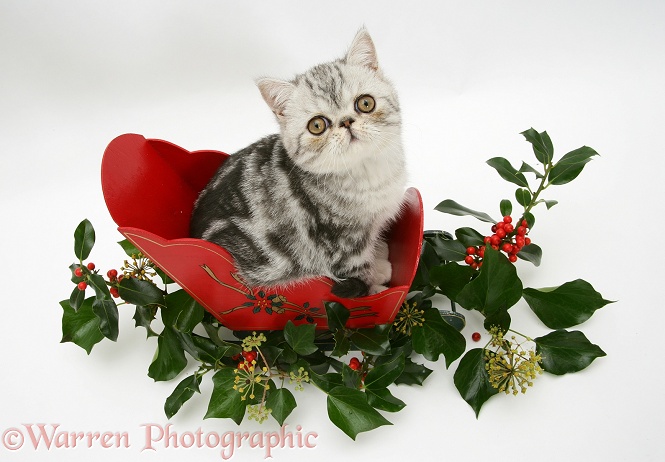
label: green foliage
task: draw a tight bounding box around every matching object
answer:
[60,127,611,438]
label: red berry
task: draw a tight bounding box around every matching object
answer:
[521,219,528,227]
[87,262,95,270]
[74,267,83,277]
[478,246,485,257]
[491,224,498,233]
[472,332,481,342]
[491,244,499,250]
[483,236,491,244]
[502,243,513,253]
[490,235,501,246]
[242,351,257,363]
[110,287,119,298]
[107,269,118,279]
[464,255,475,265]
[496,221,505,230]
[349,357,361,371]
[466,246,476,256]
[496,228,507,239]
[77,281,87,291]
[509,255,518,263]
[503,216,512,224]
[525,237,532,245]
[517,226,527,236]
[515,236,525,248]
[504,223,514,234]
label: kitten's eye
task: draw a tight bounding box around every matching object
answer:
[355,95,376,113]
[307,116,329,135]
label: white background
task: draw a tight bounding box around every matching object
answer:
[1,1,663,461]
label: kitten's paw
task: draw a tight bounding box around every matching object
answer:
[374,257,392,286]
[369,284,388,295]
[331,278,370,298]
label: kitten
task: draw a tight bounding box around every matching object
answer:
[190,28,406,298]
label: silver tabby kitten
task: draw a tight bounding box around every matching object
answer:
[190,29,406,297]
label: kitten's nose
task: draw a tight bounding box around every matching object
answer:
[340,117,355,129]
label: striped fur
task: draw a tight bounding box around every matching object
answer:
[190,29,406,296]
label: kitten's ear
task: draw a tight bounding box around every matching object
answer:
[256,78,295,118]
[345,28,379,71]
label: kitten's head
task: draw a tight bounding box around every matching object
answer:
[257,28,402,175]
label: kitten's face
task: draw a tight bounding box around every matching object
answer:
[257,29,402,175]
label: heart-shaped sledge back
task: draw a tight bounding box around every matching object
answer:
[101,134,423,330]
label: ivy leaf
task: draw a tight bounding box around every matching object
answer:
[455,227,485,247]
[500,199,513,216]
[162,289,205,333]
[349,324,391,356]
[325,301,350,332]
[483,308,511,332]
[364,353,405,390]
[394,358,433,386]
[412,308,465,367]
[430,262,475,301]
[60,298,104,354]
[147,327,188,381]
[164,374,202,419]
[266,388,297,426]
[521,128,553,164]
[519,161,544,179]
[549,146,599,185]
[517,243,542,266]
[486,157,529,187]
[326,386,392,440]
[434,199,496,223]
[453,348,499,417]
[523,279,613,329]
[535,330,606,375]
[456,246,523,316]
[309,371,344,394]
[284,320,318,356]
[74,219,95,261]
[341,363,362,389]
[205,368,247,425]
[365,388,406,413]
[118,278,165,307]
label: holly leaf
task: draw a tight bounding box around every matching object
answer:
[549,146,599,185]
[118,277,165,307]
[453,348,499,417]
[521,128,553,164]
[455,227,485,247]
[364,353,405,390]
[523,279,613,329]
[486,157,529,187]
[284,320,318,356]
[434,199,496,223]
[74,219,95,261]
[162,289,204,333]
[118,239,140,257]
[205,368,247,425]
[164,373,202,419]
[147,327,188,381]
[412,308,465,367]
[517,243,542,266]
[535,330,606,375]
[326,386,392,440]
[349,324,391,356]
[60,298,104,354]
[309,371,344,394]
[500,199,513,216]
[515,188,532,207]
[69,285,85,311]
[325,301,350,332]
[365,388,406,413]
[394,358,432,386]
[428,237,467,262]
[456,246,523,316]
[429,262,475,301]
[544,200,558,209]
[519,161,544,179]
[331,329,351,357]
[266,387,297,426]
[133,305,158,338]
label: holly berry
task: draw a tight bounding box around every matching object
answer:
[503,215,512,224]
[466,246,476,256]
[509,255,518,263]
[348,357,362,371]
[77,281,87,291]
[464,255,475,265]
[242,350,257,363]
[502,243,513,253]
[504,223,514,234]
[525,237,532,245]
[87,262,95,271]
[472,332,481,342]
[107,269,118,280]
[110,287,119,298]
[74,267,83,277]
